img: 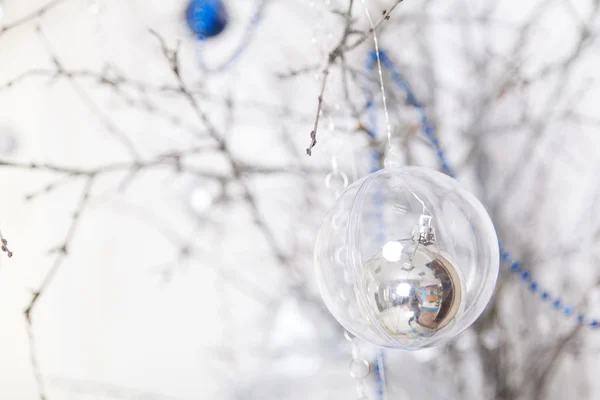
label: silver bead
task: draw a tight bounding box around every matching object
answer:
[362,240,463,341]
[0,127,16,155]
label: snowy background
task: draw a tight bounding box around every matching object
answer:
[1,0,600,399]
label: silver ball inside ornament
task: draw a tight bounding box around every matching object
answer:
[363,239,464,341]
[314,167,499,349]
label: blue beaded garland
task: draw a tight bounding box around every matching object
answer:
[495,240,598,326]
[373,351,385,400]
[365,52,390,400]
[367,49,600,333]
[185,0,228,39]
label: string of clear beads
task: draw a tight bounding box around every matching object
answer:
[345,332,372,400]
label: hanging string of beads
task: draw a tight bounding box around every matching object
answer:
[375,49,599,329]
[373,351,386,400]
[321,112,377,399]
[305,3,384,398]
[363,46,387,400]
[345,332,374,400]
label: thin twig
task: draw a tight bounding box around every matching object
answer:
[0,0,66,36]
[24,177,94,400]
[306,0,405,155]
[0,230,13,258]
[306,72,328,156]
[345,0,405,51]
[306,0,355,156]
[35,26,142,160]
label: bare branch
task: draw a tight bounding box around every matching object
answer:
[35,26,142,160]
[0,0,66,37]
[0,229,13,258]
[345,0,405,51]
[305,0,405,156]
[24,176,94,400]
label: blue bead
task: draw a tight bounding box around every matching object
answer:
[529,280,538,291]
[441,161,450,172]
[423,124,434,136]
[501,251,511,261]
[591,320,599,328]
[541,291,550,300]
[520,270,530,281]
[406,93,418,106]
[185,0,228,39]
[552,298,561,308]
[563,305,573,315]
[510,261,521,272]
[577,313,585,323]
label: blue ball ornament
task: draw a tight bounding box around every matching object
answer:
[185,0,228,39]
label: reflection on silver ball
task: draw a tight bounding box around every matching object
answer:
[362,240,463,341]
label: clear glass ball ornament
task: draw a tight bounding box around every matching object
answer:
[314,166,499,349]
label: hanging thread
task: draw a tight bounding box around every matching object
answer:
[359,0,393,161]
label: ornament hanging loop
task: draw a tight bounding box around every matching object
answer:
[325,171,349,197]
[413,215,436,245]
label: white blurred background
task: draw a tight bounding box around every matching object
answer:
[1,0,600,399]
